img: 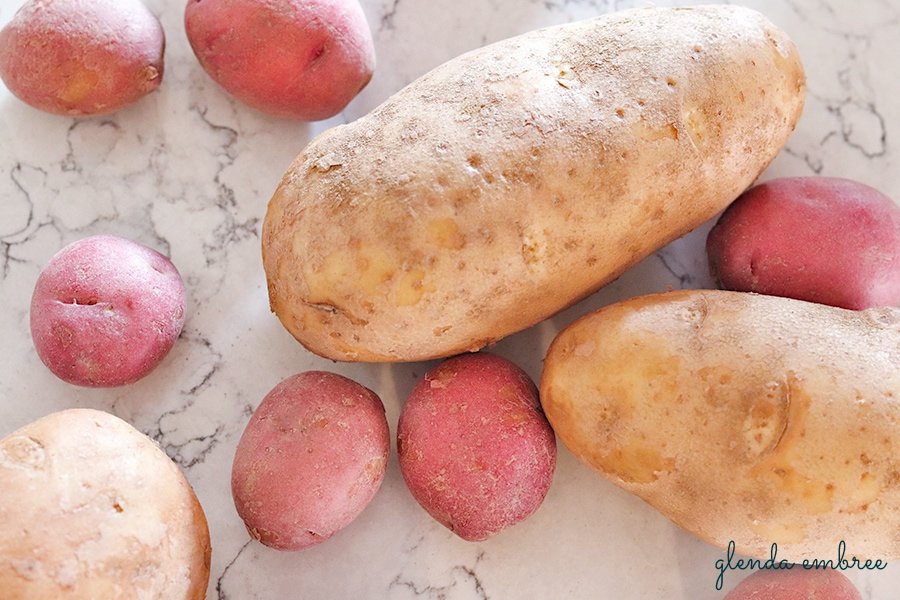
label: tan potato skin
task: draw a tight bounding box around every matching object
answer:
[0,409,211,599]
[262,5,806,362]
[541,290,900,562]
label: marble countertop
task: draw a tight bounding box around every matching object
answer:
[1,0,897,598]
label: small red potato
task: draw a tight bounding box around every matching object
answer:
[30,235,186,387]
[398,353,556,541]
[231,371,389,551]
[184,0,375,120]
[725,569,862,600]
[0,0,165,116]
[707,177,900,310]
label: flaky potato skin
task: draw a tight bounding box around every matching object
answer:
[263,5,806,362]
[0,409,211,599]
[541,290,900,562]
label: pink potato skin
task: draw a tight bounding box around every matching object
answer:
[725,569,862,600]
[707,177,900,310]
[0,0,165,116]
[231,371,390,551]
[398,353,557,541]
[184,0,375,120]
[29,235,186,387]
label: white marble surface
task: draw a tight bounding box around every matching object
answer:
[0,0,898,598]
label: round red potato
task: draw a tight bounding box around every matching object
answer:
[30,235,186,387]
[231,371,390,551]
[398,353,557,541]
[185,0,375,120]
[707,177,900,309]
[725,569,862,600]
[0,0,165,116]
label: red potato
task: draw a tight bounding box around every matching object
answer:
[398,353,556,541]
[0,0,165,116]
[707,177,900,310]
[30,235,186,387]
[231,371,389,551]
[725,569,862,600]
[184,0,375,120]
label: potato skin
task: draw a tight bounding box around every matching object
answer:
[184,0,375,120]
[0,409,211,599]
[725,569,862,600]
[263,5,806,362]
[29,235,186,387]
[708,177,900,309]
[541,290,900,561]
[397,353,556,541]
[0,0,164,116]
[231,371,389,551]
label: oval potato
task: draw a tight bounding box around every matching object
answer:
[541,290,900,562]
[0,0,165,116]
[397,353,556,541]
[0,409,211,599]
[231,372,389,551]
[262,5,806,362]
[707,177,900,310]
[184,0,375,120]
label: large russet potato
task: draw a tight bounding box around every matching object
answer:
[0,409,211,599]
[263,5,806,362]
[541,290,900,562]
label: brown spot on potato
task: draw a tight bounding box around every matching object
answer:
[426,218,465,250]
[597,443,675,484]
[57,68,100,105]
[0,435,47,470]
[394,267,434,306]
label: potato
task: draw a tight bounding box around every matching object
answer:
[725,569,862,600]
[397,353,556,541]
[184,0,375,120]
[231,371,389,550]
[0,409,211,599]
[262,5,806,362]
[708,177,900,310]
[541,290,900,562]
[30,235,186,388]
[0,0,165,116]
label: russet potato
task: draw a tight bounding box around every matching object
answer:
[541,290,900,562]
[263,5,806,362]
[0,409,210,599]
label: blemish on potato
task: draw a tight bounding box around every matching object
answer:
[598,442,674,484]
[426,218,465,250]
[0,435,47,470]
[844,471,882,512]
[58,69,100,105]
[742,392,788,457]
[394,267,434,306]
[683,105,708,146]
[51,322,75,347]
